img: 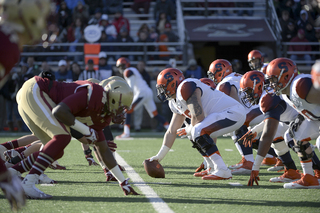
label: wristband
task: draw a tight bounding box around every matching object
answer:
[252,154,264,171]
[70,119,90,135]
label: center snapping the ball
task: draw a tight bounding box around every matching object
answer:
[143,159,165,178]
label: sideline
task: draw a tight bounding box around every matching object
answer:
[115,152,174,213]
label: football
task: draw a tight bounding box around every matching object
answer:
[143,159,165,178]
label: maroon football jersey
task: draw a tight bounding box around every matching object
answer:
[35,76,112,136]
[0,26,20,88]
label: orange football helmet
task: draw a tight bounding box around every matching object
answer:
[248,50,264,70]
[240,71,265,106]
[311,61,320,89]
[156,68,185,102]
[207,59,233,84]
[116,57,130,74]
[266,58,298,95]
[200,78,216,89]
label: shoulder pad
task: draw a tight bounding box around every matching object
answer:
[180,81,197,101]
[124,69,134,78]
[218,82,232,96]
[260,93,282,113]
[295,77,312,100]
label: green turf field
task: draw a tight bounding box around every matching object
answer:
[1,134,320,213]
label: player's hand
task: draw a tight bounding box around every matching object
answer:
[177,124,192,139]
[195,162,205,172]
[112,106,127,125]
[238,130,257,147]
[247,170,260,186]
[85,156,98,166]
[84,128,98,144]
[148,156,160,162]
[0,174,26,211]
[107,140,117,152]
[120,178,139,195]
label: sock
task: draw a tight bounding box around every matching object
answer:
[124,124,130,135]
[244,154,254,162]
[279,151,297,170]
[267,147,277,157]
[1,139,19,150]
[209,151,228,170]
[125,113,131,126]
[12,151,40,174]
[235,143,244,156]
[311,152,320,170]
[14,146,27,153]
[301,160,314,175]
[204,156,214,169]
[110,165,125,183]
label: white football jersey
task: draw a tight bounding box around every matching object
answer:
[123,67,152,98]
[169,78,243,118]
[282,74,320,121]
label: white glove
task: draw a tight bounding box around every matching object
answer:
[84,128,98,145]
[177,124,193,139]
[149,155,160,162]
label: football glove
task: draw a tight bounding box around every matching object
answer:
[85,155,98,166]
[120,178,139,195]
[0,174,26,211]
[248,170,260,186]
[107,140,117,152]
[238,130,257,147]
[84,128,98,145]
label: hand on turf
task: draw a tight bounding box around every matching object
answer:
[120,178,139,195]
[84,128,98,145]
[195,162,205,172]
[85,156,98,166]
[247,170,260,186]
[238,130,257,147]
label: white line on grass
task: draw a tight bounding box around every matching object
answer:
[115,152,174,213]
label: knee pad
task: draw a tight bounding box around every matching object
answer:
[294,141,314,161]
[195,134,214,153]
[271,140,289,156]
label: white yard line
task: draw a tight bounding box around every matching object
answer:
[115,152,174,213]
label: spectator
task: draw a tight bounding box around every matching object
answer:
[163,22,179,42]
[102,0,123,15]
[235,2,254,16]
[58,1,72,31]
[64,0,85,11]
[156,12,168,34]
[115,27,135,61]
[26,57,41,76]
[88,8,102,25]
[297,9,312,31]
[55,60,73,82]
[67,18,85,43]
[305,23,318,59]
[99,14,117,40]
[282,21,297,42]
[131,0,151,20]
[72,1,89,24]
[71,62,82,81]
[293,0,307,20]
[112,10,130,34]
[231,59,244,74]
[279,10,295,31]
[99,31,116,56]
[184,58,204,79]
[41,61,54,73]
[289,29,312,66]
[158,34,170,60]
[136,31,156,61]
[137,23,150,36]
[84,0,103,16]
[153,0,176,21]
[98,52,113,79]
[78,59,102,80]
[149,25,159,41]
[276,0,295,20]
[46,2,59,26]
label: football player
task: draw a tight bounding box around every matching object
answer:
[115,57,169,138]
[15,76,139,198]
[147,68,246,180]
[0,0,50,209]
[207,59,277,175]
[265,57,320,188]
[239,70,305,186]
[248,50,268,74]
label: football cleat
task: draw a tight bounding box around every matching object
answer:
[38,174,57,184]
[283,174,320,189]
[269,169,301,183]
[4,149,20,162]
[314,169,320,184]
[194,167,213,177]
[0,144,8,161]
[8,168,22,179]
[202,168,232,180]
[195,162,205,173]
[120,178,139,195]
[105,171,117,182]
[228,156,245,169]
[267,158,284,171]
[231,159,253,175]
[115,133,132,140]
[261,156,277,166]
[49,161,66,170]
[22,174,53,199]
